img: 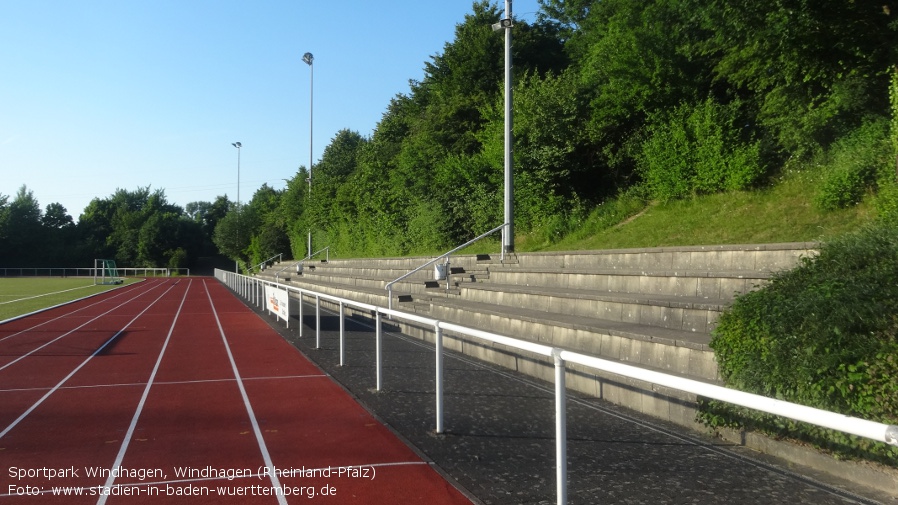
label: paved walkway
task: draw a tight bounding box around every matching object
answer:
[253,298,893,505]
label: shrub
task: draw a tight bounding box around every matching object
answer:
[814,119,890,210]
[705,220,898,465]
[639,99,764,201]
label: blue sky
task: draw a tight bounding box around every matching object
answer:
[0,0,542,221]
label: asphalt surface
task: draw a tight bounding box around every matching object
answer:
[244,296,895,505]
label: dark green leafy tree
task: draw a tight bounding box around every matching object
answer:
[684,0,898,156]
[2,186,45,266]
[577,0,713,184]
[78,187,201,268]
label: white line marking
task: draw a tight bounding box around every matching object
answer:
[204,279,289,505]
[96,280,191,505]
[0,281,168,372]
[0,282,152,334]
[0,283,96,305]
[0,281,179,440]
[0,374,329,393]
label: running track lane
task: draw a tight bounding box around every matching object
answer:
[0,279,188,501]
[0,279,473,504]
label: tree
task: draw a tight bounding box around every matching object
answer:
[77,187,199,268]
[1,186,45,266]
[42,203,74,229]
[186,195,231,255]
[685,0,898,155]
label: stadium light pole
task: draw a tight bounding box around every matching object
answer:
[303,51,314,259]
[492,0,514,255]
[232,141,241,273]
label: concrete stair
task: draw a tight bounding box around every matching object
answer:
[253,243,817,428]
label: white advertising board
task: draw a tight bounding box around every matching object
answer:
[264,285,289,323]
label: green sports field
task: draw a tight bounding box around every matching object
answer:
[0,277,140,321]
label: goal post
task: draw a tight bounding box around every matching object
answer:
[94,259,124,285]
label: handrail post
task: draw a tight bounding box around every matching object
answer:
[315,295,321,349]
[375,310,383,391]
[445,257,451,294]
[298,291,304,337]
[339,301,345,366]
[435,323,444,434]
[553,350,568,505]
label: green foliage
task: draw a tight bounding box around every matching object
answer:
[707,221,898,465]
[639,99,764,201]
[582,0,714,181]
[879,68,898,221]
[892,66,898,168]
[685,0,897,156]
[815,119,891,210]
[74,187,204,269]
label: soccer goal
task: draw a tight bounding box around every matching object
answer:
[94,259,124,285]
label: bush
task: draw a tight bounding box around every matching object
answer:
[705,220,898,465]
[814,119,890,210]
[639,99,764,201]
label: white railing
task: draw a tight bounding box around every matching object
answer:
[385,223,508,313]
[273,246,329,282]
[215,269,898,505]
[253,253,284,273]
[0,267,176,277]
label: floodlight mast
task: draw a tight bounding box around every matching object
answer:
[232,142,241,273]
[303,52,314,258]
[501,1,514,254]
[491,2,515,254]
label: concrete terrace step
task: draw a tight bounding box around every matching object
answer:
[486,266,770,301]
[457,282,725,333]
[512,242,817,271]
[250,243,816,428]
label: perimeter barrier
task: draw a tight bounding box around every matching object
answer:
[215,268,898,505]
[0,267,181,277]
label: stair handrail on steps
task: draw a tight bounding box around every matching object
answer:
[274,246,330,282]
[252,253,283,273]
[385,223,508,313]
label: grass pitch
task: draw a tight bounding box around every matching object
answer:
[0,277,139,322]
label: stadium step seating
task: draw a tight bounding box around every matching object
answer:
[254,243,817,428]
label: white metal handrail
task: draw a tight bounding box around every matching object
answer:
[273,246,329,282]
[215,268,898,505]
[252,253,283,273]
[385,223,508,313]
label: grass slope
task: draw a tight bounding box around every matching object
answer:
[529,170,875,252]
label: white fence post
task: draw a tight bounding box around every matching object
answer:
[298,291,304,337]
[339,301,345,366]
[435,323,444,434]
[376,310,383,391]
[554,350,568,505]
[315,295,321,349]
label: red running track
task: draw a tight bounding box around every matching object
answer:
[0,278,472,504]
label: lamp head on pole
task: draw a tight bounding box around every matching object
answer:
[232,142,241,148]
[302,52,314,66]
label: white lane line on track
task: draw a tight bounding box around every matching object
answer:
[0,280,168,372]
[203,279,289,505]
[0,374,329,393]
[0,280,153,340]
[96,280,192,505]
[0,280,180,440]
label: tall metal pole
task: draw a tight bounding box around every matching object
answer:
[503,0,515,254]
[303,52,314,259]
[232,141,241,273]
